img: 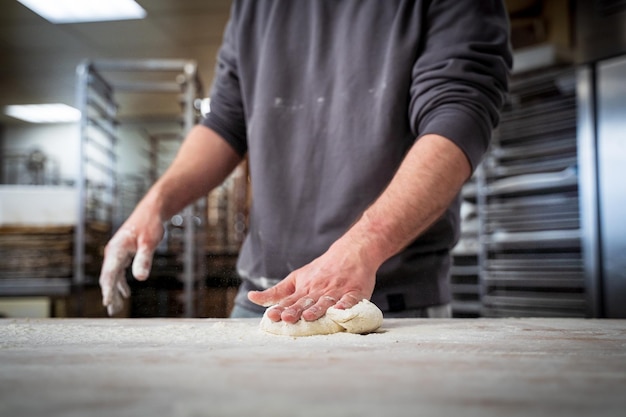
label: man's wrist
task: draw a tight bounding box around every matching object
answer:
[136,186,168,223]
[334,211,393,273]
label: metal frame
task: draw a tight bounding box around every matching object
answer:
[579,56,626,318]
[74,59,205,317]
[74,61,118,289]
[576,65,602,317]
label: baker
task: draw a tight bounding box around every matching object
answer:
[98,0,512,323]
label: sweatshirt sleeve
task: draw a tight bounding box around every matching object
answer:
[201,7,249,157]
[409,0,512,170]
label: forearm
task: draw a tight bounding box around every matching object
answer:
[335,133,471,271]
[136,125,243,221]
[249,133,473,318]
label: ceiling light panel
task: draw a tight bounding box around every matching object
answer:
[16,0,147,24]
[5,104,81,124]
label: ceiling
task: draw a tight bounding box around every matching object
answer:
[0,0,233,125]
[0,0,549,127]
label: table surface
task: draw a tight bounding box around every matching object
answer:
[1,318,625,417]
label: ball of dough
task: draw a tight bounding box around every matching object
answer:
[259,299,383,337]
[260,313,343,337]
[326,299,384,334]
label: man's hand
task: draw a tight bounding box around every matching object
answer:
[248,134,472,323]
[98,126,243,316]
[247,235,379,323]
[99,214,164,316]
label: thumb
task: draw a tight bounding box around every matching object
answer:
[132,244,155,281]
[248,277,295,307]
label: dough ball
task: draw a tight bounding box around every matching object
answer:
[259,299,383,337]
[326,299,384,334]
[259,312,343,337]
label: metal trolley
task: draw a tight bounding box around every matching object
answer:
[74,59,205,317]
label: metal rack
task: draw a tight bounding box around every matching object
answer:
[477,67,586,317]
[450,179,482,317]
[74,59,205,317]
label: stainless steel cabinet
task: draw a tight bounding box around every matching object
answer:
[578,55,626,318]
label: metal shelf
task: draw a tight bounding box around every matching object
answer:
[478,66,586,318]
[0,278,72,297]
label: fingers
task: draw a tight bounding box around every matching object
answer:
[266,292,365,323]
[100,253,131,307]
[99,228,137,316]
[262,293,340,324]
[276,296,316,324]
[106,274,131,317]
[301,295,338,321]
[248,277,369,323]
[132,244,154,281]
[248,279,295,307]
[117,278,131,299]
[334,293,362,310]
[101,268,130,316]
[107,289,125,316]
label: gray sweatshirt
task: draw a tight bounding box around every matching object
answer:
[202,0,511,313]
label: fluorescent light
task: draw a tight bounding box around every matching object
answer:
[5,104,81,124]
[16,0,147,24]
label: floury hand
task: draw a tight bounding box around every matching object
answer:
[99,222,163,316]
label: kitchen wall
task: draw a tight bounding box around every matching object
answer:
[1,122,155,187]
[2,123,79,185]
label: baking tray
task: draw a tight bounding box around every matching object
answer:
[484,229,581,250]
[485,167,578,196]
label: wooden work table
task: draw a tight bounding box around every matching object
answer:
[1,318,625,417]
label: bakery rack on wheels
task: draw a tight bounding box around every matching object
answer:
[74,59,205,317]
[476,66,587,318]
